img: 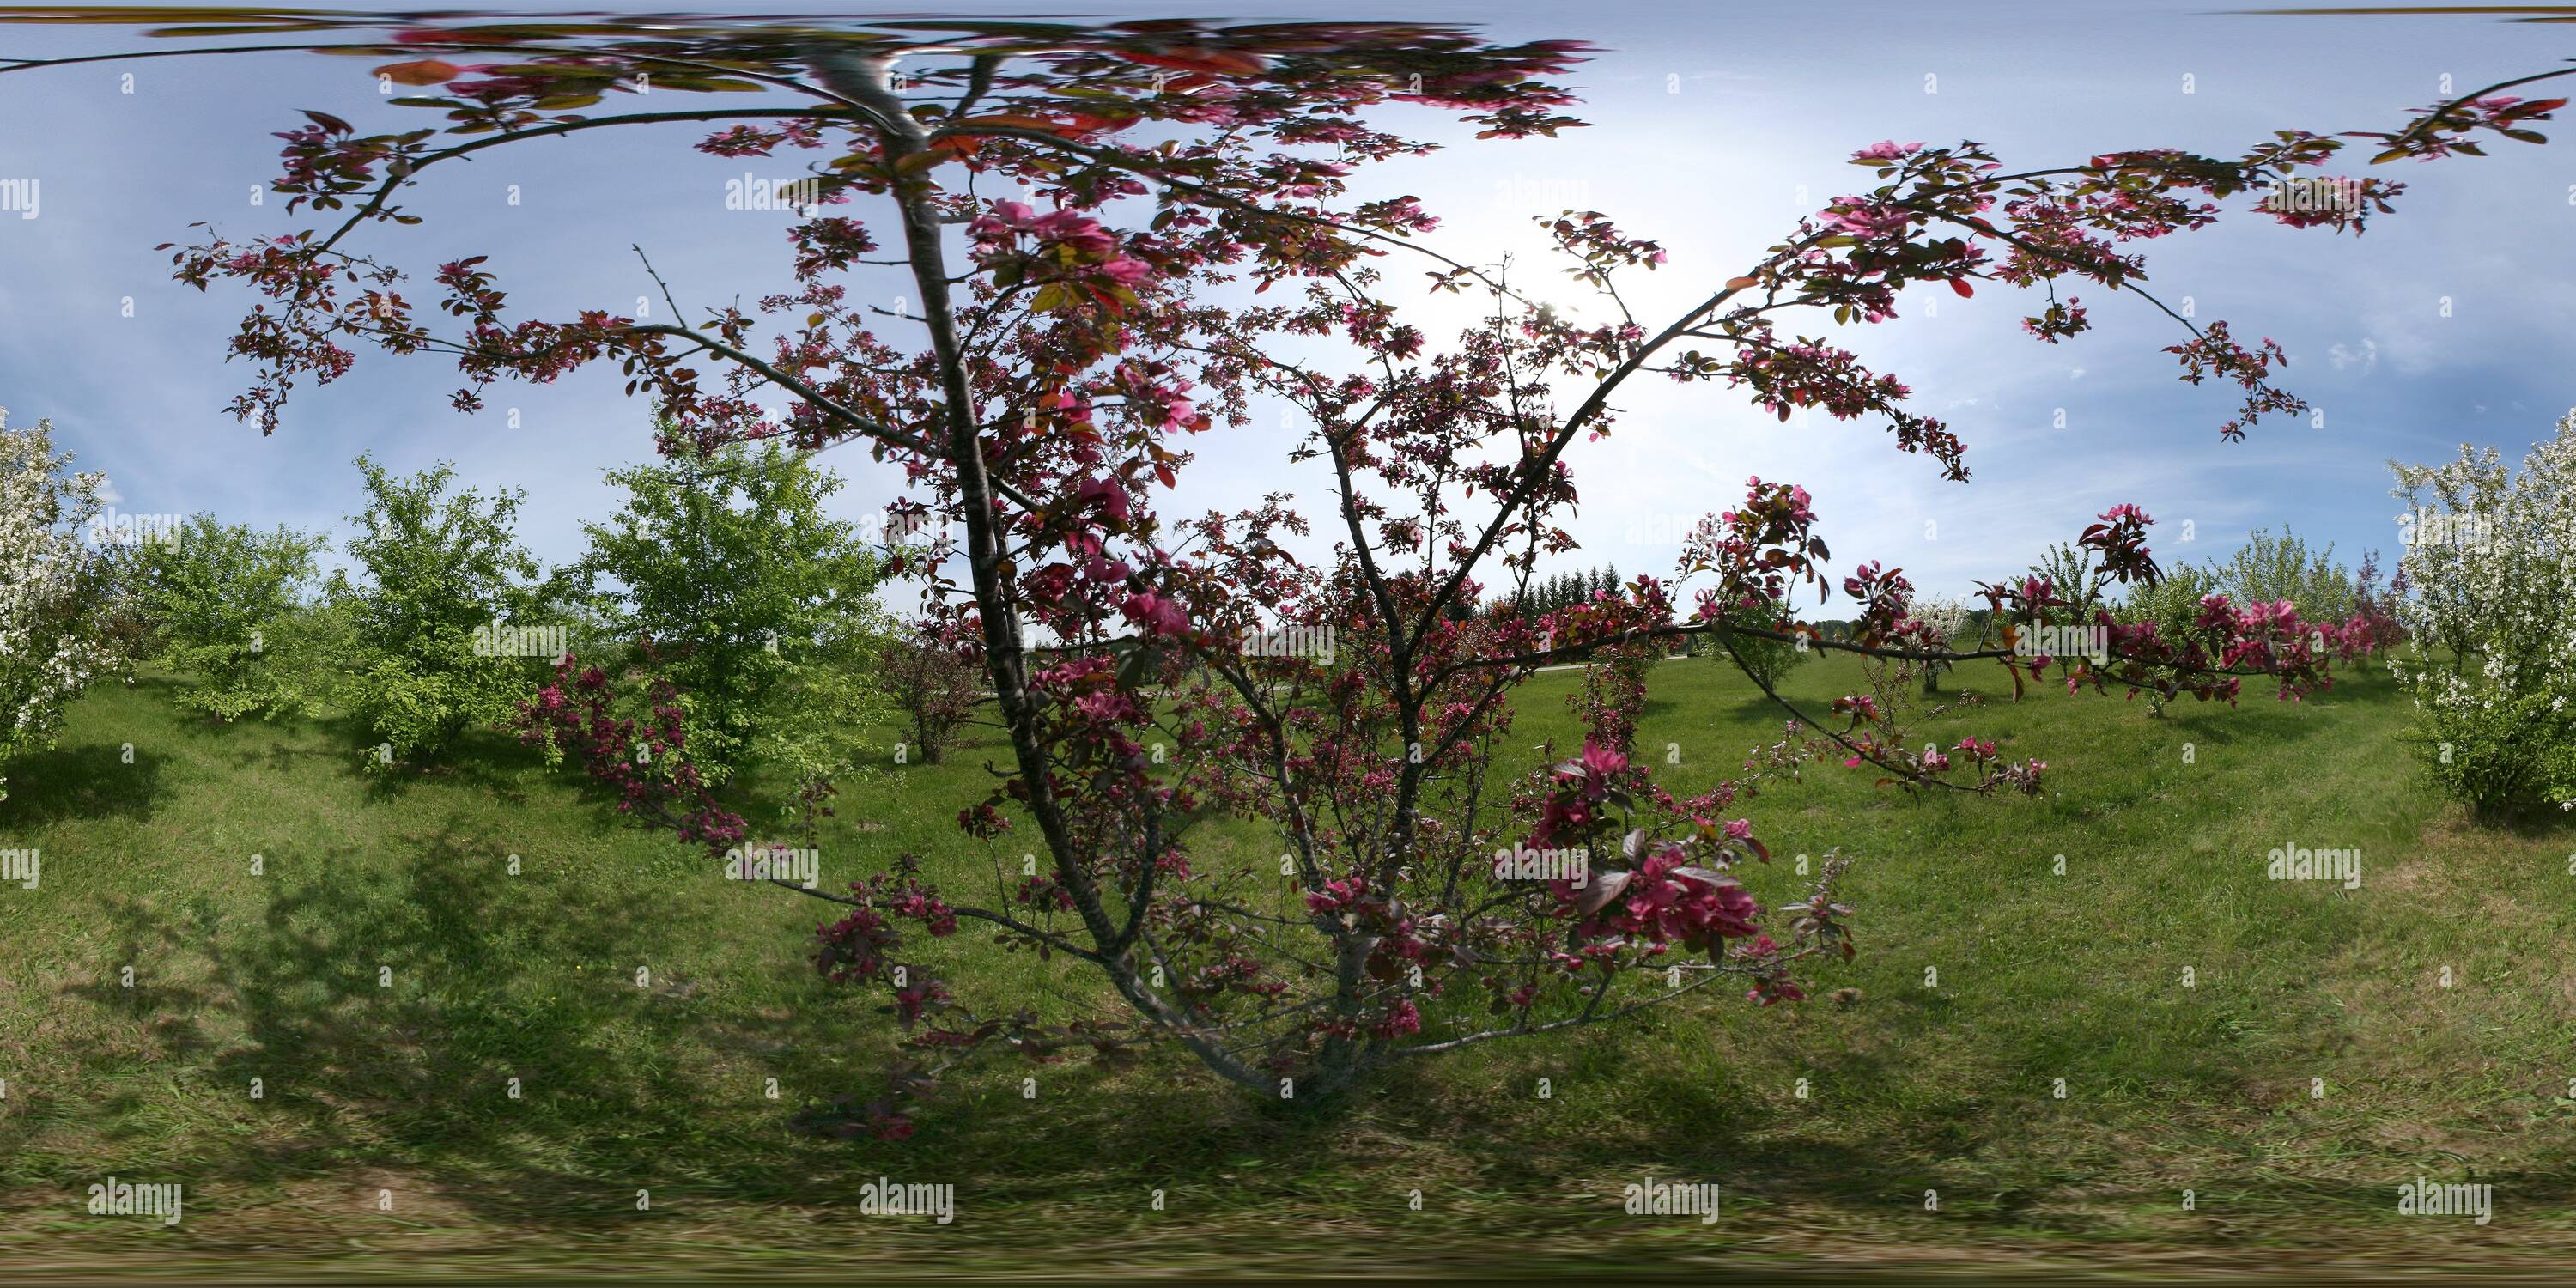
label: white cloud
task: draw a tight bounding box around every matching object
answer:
[2326,337,2379,375]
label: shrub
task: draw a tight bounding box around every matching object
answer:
[2345,550,2407,656]
[88,541,157,687]
[2388,410,2576,817]
[2114,530,2407,715]
[514,646,750,854]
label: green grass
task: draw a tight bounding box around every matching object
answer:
[2,653,2573,1279]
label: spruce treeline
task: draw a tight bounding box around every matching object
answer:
[1492,563,1623,622]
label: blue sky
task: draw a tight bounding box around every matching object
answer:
[2,2,2570,605]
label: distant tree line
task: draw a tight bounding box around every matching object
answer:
[1489,564,1625,623]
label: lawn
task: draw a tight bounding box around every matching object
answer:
[2,649,2571,1279]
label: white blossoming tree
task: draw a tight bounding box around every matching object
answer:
[0,408,118,803]
[2387,409,2576,817]
[1911,592,1975,693]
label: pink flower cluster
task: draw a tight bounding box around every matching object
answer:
[1553,836,1763,957]
[1531,738,1631,844]
[512,652,747,855]
[813,872,959,1022]
[968,198,1155,297]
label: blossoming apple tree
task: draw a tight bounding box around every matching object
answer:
[0,409,118,804]
[9,9,2566,1135]
[2388,409,2576,816]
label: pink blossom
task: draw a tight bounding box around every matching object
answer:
[1075,477,1132,525]
[1121,591,1191,637]
[1095,256,1153,286]
[1823,199,1915,239]
[1572,738,1628,799]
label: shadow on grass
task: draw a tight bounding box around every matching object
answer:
[2488,805,2576,841]
[1704,690,1829,725]
[37,846,2576,1249]
[42,817,890,1227]
[336,723,548,805]
[174,704,553,805]
[24,814,2032,1237]
[0,743,168,827]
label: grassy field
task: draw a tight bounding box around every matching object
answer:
[2,649,2572,1280]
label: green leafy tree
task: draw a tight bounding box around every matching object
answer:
[342,454,546,768]
[1714,601,1810,690]
[88,540,158,688]
[137,514,328,720]
[2208,525,2354,620]
[2029,540,2112,617]
[569,434,892,785]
